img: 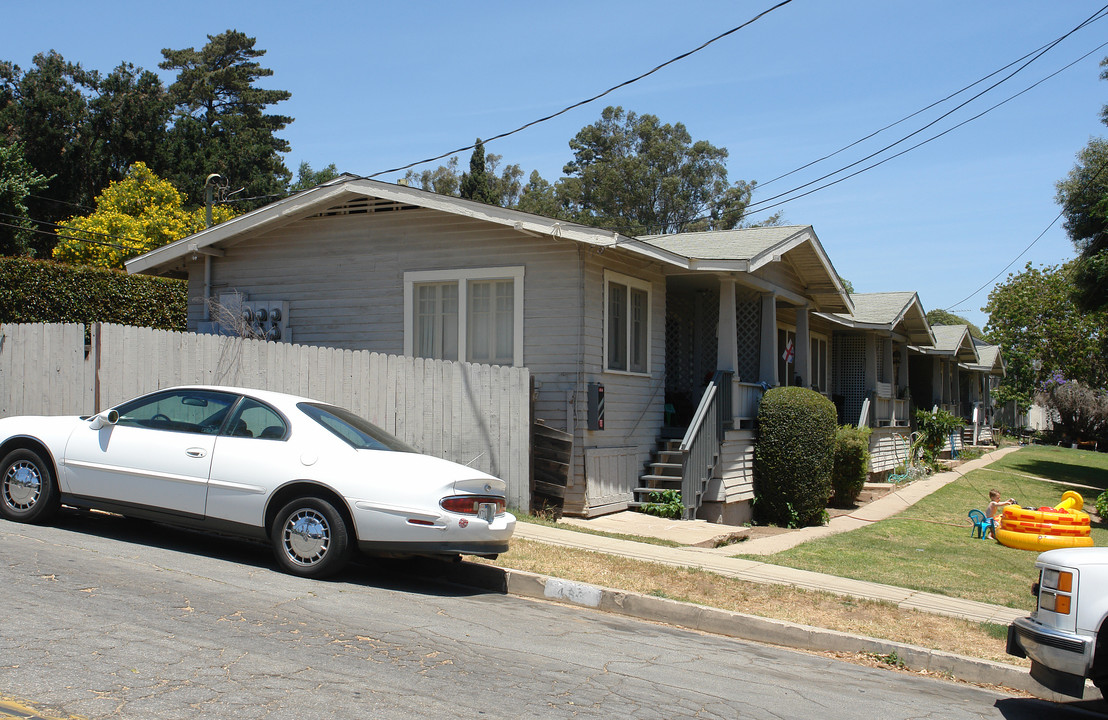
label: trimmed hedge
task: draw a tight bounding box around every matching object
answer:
[753,386,838,527]
[0,256,186,331]
[830,425,871,507]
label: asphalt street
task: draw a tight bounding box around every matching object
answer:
[0,511,1100,719]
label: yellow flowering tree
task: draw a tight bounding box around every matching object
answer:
[52,162,236,268]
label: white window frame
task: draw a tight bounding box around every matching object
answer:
[603,270,652,377]
[810,332,829,394]
[403,266,525,367]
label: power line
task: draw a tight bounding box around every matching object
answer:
[361,0,796,179]
[0,219,133,252]
[943,151,1108,311]
[747,36,1108,216]
[745,4,1108,213]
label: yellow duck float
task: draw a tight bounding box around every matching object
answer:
[995,490,1094,551]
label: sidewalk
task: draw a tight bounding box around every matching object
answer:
[515,445,1025,625]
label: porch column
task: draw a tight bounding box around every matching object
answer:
[931,358,943,408]
[759,292,777,385]
[717,278,739,375]
[794,303,810,388]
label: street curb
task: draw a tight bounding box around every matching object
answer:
[427,559,1102,704]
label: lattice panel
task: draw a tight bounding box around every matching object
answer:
[665,292,696,397]
[699,288,720,381]
[834,334,866,424]
[876,338,887,383]
[735,297,761,383]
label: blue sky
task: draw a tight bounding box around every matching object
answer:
[4,1,1107,330]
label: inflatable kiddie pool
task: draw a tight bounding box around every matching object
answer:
[995,490,1094,551]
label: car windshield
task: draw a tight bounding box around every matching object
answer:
[297,403,417,453]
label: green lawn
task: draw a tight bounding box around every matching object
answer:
[736,445,1108,612]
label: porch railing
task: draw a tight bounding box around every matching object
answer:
[732,380,766,428]
[679,370,733,520]
[872,382,909,427]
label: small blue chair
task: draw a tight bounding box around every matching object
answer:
[968,509,992,539]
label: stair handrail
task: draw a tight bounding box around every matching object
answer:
[677,371,733,520]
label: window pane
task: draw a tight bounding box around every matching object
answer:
[495,281,514,362]
[467,279,513,365]
[414,282,458,361]
[227,398,287,439]
[115,390,237,434]
[630,287,648,373]
[608,283,627,371]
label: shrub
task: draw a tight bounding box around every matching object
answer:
[641,489,683,519]
[1034,373,1108,446]
[1096,489,1108,520]
[753,386,837,527]
[914,408,963,465]
[830,425,871,507]
[0,256,186,331]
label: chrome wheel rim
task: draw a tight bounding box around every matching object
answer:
[281,509,330,566]
[4,460,41,510]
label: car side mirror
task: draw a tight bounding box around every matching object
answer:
[89,409,119,430]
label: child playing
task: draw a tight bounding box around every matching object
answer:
[986,489,1016,534]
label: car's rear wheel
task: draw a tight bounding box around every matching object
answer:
[0,448,59,524]
[271,496,351,578]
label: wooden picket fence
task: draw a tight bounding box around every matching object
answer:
[0,323,531,509]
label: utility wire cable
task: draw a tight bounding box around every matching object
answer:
[745,4,1108,212]
[747,36,1108,216]
[943,148,1108,311]
[361,0,795,179]
[757,30,1093,189]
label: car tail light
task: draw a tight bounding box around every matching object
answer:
[440,495,506,516]
[1038,568,1075,615]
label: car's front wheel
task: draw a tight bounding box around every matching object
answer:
[270,497,351,578]
[0,448,59,524]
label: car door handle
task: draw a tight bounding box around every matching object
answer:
[186,448,207,458]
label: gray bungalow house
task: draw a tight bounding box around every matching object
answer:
[127,176,852,523]
[818,292,935,476]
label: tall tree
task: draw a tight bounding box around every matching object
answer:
[516,170,563,218]
[1056,134,1108,313]
[0,51,97,255]
[0,139,51,255]
[288,161,341,193]
[52,162,235,269]
[87,63,170,192]
[984,261,1108,408]
[557,106,760,235]
[404,157,460,196]
[926,309,984,339]
[158,30,292,207]
[460,139,497,204]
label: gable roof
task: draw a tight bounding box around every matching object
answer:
[637,226,852,312]
[969,339,1006,376]
[124,179,850,312]
[919,324,980,364]
[816,291,934,345]
[126,175,687,276]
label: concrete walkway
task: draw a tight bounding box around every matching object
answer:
[516,446,1026,625]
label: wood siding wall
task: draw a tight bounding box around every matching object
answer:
[868,427,910,475]
[705,429,756,504]
[0,323,530,509]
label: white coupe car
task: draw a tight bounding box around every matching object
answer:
[0,386,515,578]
